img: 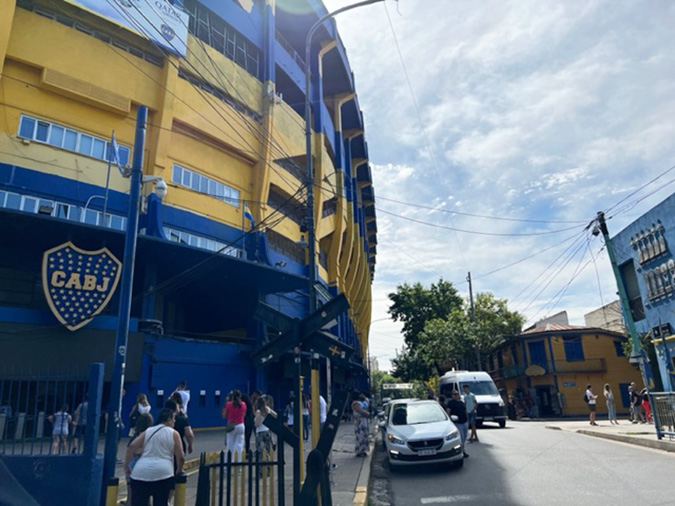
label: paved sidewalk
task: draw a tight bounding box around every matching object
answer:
[113,420,375,505]
[543,418,675,453]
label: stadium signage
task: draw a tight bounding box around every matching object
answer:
[42,242,122,331]
[64,0,188,56]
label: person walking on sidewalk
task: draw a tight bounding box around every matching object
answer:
[173,381,190,414]
[463,384,479,443]
[603,384,618,424]
[242,393,255,453]
[352,393,370,457]
[126,408,184,506]
[586,384,598,426]
[254,396,274,461]
[222,390,246,461]
[302,393,310,441]
[446,391,469,458]
[640,388,652,423]
[630,386,645,423]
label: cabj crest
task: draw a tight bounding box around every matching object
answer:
[42,241,122,331]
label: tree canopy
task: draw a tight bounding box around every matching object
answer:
[388,280,525,381]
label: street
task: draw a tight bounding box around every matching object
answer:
[370,421,675,506]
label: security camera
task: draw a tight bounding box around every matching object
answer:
[591,225,600,237]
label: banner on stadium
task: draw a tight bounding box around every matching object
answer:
[65,0,188,57]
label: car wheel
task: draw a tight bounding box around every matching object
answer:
[498,419,506,428]
[476,420,484,428]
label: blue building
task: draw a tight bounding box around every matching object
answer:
[0,0,376,429]
[612,193,675,391]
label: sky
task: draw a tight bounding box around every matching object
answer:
[320,0,675,372]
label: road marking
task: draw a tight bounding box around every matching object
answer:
[421,494,506,504]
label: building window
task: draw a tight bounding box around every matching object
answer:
[163,227,242,258]
[0,189,126,231]
[17,115,131,166]
[613,340,626,357]
[563,336,585,362]
[172,164,240,207]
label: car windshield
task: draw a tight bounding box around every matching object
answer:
[390,403,447,426]
[467,381,499,396]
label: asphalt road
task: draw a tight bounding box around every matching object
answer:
[371,420,675,506]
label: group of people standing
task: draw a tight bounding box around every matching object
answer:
[439,384,479,459]
[585,382,652,426]
[222,389,278,462]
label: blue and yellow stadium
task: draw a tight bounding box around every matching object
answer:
[0,0,377,428]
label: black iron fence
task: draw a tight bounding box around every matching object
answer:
[195,447,285,506]
[0,367,92,455]
[649,392,675,440]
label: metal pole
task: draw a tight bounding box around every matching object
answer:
[467,272,480,370]
[102,130,114,227]
[596,211,650,388]
[102,106,147,491]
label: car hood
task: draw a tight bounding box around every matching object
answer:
[389,420,454,439]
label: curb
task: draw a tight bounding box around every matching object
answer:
[545,425,675,453]
[353,437,375,506]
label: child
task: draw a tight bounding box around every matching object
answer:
[48,405,71,454]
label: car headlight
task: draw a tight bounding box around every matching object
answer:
[387,433,405,445]
[498,400,505,407]
[445,429,459,441]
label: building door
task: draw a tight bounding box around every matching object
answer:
[536,385,553,416]
[528,341,548,371]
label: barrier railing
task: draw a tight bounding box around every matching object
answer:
[649,392,675,440]
[195,448,284,506]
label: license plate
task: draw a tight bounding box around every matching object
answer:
[418,449,437,456]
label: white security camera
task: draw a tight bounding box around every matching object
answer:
[154,179,167,199]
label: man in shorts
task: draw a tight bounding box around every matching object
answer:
[463,384,479,443]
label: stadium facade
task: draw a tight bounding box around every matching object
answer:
[0,0,377,427]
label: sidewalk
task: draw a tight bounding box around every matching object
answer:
[113,421,374,505]
[543,418,675,453]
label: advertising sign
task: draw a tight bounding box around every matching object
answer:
[42,242,122,331]
[65,0,188,56]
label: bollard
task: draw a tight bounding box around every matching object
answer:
[105,477,119,506]
[174,472,188,506]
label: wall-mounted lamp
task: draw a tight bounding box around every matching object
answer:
[296,234,309,249]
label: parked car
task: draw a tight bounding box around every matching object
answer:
[380,399,464,469]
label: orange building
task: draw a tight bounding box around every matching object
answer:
[487,324,643,417]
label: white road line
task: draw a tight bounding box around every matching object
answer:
[421,494,506,504]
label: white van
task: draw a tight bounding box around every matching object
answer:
[439,371,507,428]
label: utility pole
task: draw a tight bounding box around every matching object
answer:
[467,272,480,370]
[594,211,650,388]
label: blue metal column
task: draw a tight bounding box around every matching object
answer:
[102,106,148,494]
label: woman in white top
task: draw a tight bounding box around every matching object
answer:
[129,393,151,436]
[254,396,275,460]
[586,384,598,426]
[125,408,185,506]
[48,405,71,454]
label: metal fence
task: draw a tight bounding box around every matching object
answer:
[649,392,675,440]
[0,367,91,455]
[195,448,284,506]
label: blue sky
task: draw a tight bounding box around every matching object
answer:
[321,0,675,371]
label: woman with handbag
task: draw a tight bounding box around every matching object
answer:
[125,408,184,506]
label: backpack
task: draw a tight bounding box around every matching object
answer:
[583,393,589,403]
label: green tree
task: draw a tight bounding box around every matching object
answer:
[370,369,397,404]
[388,279,463,348]
[472,292,526,358]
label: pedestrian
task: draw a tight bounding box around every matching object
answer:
[71,396,88,453]
[48,404,71,454]
[254,396,274,461]
[129,393,151,437]
[438,395,450,416]
[222,389,246,461]
[169,394,194,455]
[640,389,652,423]
[586,384,598,426]
[302,393,310,441]
[125,407,184,506]
[630,386,644,423]
[125,412,154,505]
[284,393,295,430]
[463,384,479,443]
[603,384,618,425]
[627,385,636,422]
[242,393,255,453]
[319,394,327,433]
[173,381,190,414]
[446,390,469,458]
[351,393,369,457]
